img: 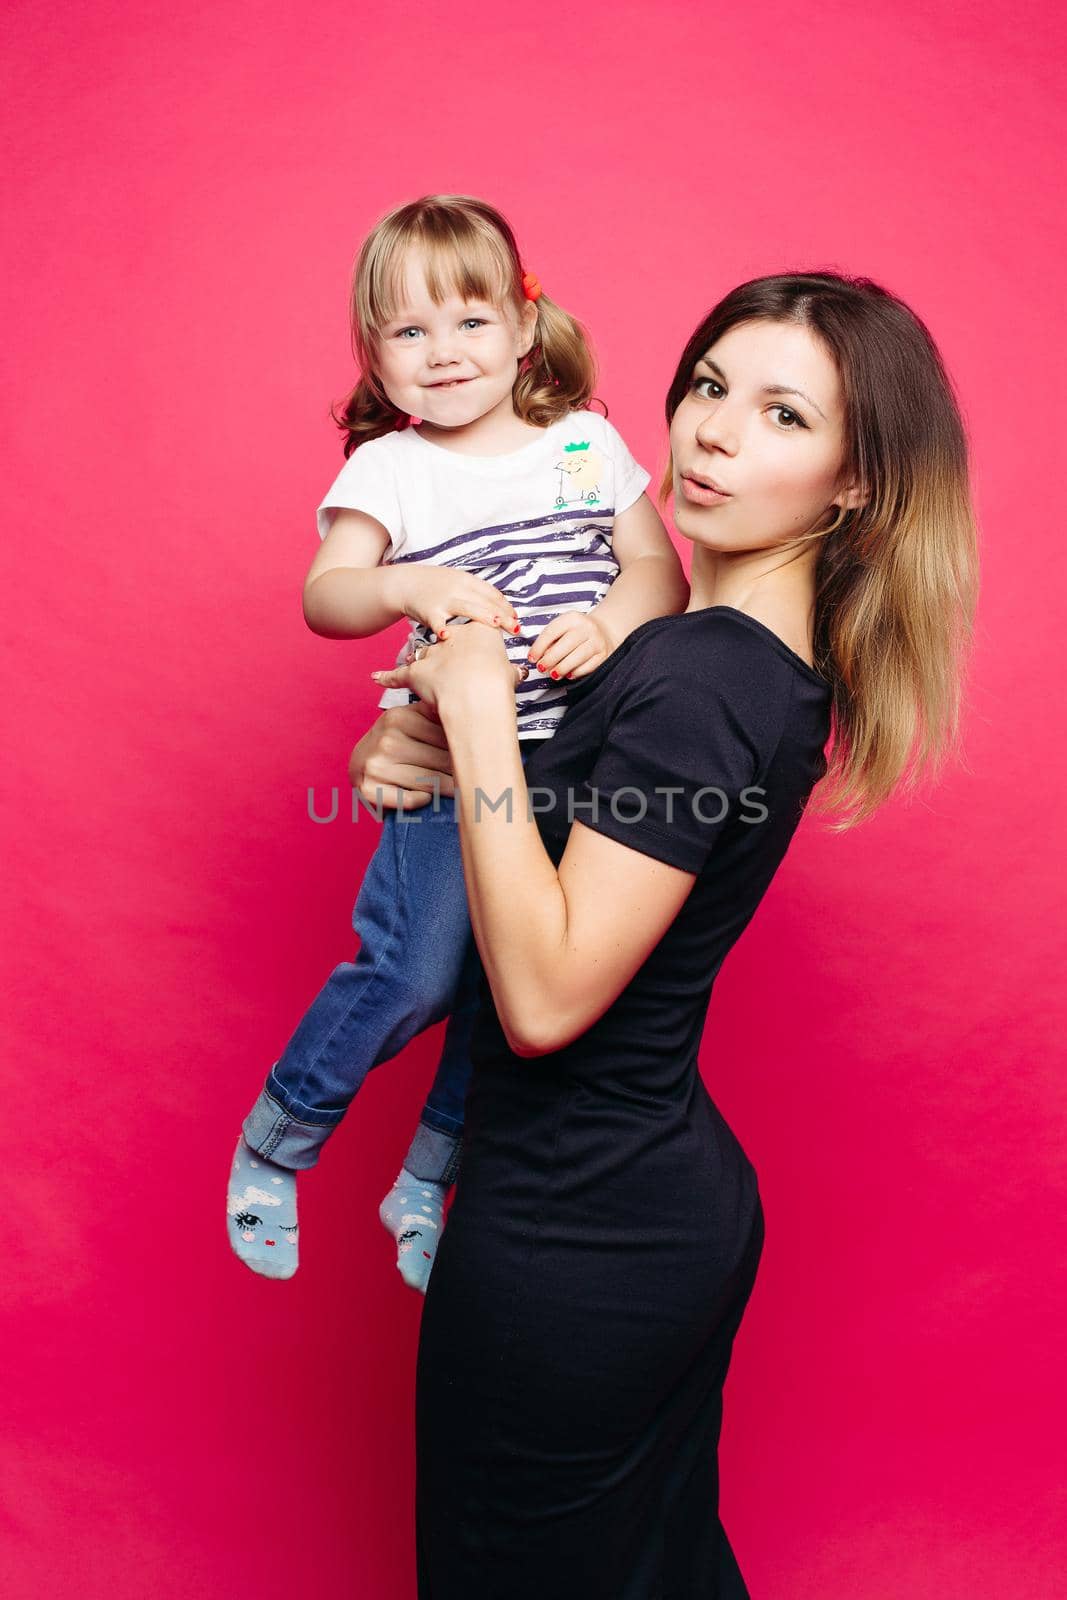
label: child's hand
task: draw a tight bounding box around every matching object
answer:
[526,610,616,680]
[391,563,520,640]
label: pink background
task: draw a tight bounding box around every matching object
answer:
[3,1,1065,1594]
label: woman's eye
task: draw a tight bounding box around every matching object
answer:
[690,377,806,430]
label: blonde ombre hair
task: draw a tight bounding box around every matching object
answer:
[661,273,980,828]
[331,195,598,455]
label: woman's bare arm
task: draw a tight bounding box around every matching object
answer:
[367,626,698,1058]
[441,678,696,1057]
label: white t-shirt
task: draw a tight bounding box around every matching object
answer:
[315,409,651,738]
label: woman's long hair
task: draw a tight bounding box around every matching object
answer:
[663,273,980,827]
[332,195,598,455]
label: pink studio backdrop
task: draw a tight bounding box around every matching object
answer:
[3,2,1064,1595]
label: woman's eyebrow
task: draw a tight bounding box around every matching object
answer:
[699,356,828,422]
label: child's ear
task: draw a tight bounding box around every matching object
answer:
[517,298,539,358]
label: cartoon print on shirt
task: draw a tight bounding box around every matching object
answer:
[554,441,605,508]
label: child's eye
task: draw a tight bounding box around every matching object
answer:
[395,326,423,340]
[461,317,487,331]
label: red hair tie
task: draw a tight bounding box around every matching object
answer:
[521,271,543,302]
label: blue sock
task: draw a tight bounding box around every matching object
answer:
[378,1166,447,1294]
[226,1135,299,1279]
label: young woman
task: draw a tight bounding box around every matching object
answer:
[351,271,979,1597]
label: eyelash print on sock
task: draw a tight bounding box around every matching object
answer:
[227,1136,299,1278]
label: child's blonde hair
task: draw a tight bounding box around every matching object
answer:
[661,272,980,828]
[332,195,598,456]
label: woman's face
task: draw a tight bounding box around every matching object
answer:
[668,317,860,554]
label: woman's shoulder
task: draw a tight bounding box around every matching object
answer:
[622,607,826,692]
[592,608,831,769]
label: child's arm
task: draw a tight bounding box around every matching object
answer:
[525,493,689,678]
[588,492,689,653]
[302,510,400,638]
[303,509,520,641]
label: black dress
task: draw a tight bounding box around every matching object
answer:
[415,607,833,1599]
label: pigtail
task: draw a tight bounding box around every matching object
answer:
[330,372,408,460]
[513,292,598,426]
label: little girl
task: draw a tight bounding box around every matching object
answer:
[227,194,688,1288]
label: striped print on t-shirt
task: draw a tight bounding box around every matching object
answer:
[314,409,652,739]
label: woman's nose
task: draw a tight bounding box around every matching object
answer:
[694,407,738,453]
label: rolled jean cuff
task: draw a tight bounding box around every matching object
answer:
[242,1085,338,1171]
[403,1119,463,1185]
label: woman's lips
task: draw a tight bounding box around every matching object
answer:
[680,474,732,505]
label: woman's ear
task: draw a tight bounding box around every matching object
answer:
[836,478,868,512]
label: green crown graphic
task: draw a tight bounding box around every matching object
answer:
[563,441,590,453]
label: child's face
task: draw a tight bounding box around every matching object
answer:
[373,253,537,428]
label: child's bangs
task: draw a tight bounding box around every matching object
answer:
[420,232,515,311]
[364,227,516,334]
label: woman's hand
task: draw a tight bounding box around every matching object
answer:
[525,608,615,679]
[370,618,527,718]
[347,703,456,812]
[388,562,522,640]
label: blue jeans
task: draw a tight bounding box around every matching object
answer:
[242,744,544,1182]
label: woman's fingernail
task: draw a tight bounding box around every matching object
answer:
[550,670,560,680]
[512,621,520,634]
[536,661,545,671]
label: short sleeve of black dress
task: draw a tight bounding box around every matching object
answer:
[572,615,788,874]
